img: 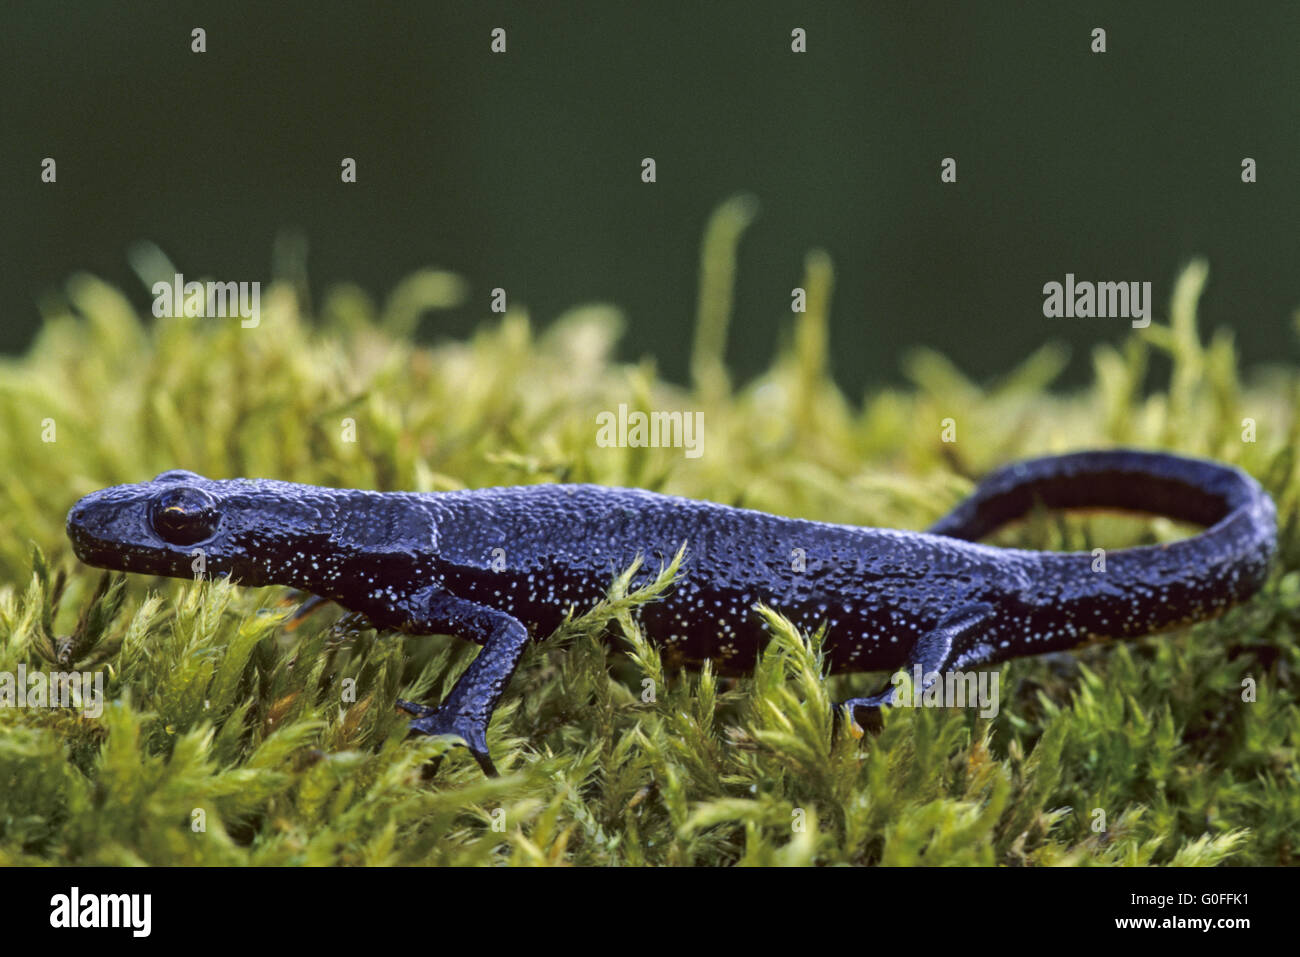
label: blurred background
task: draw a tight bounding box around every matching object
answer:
[3,0,1298,393]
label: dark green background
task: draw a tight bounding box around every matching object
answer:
[4,1,1298,392]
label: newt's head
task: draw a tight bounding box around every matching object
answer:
[67,471,435,588]
[68,470,281,583]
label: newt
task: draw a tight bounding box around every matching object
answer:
[65,449,1276,775]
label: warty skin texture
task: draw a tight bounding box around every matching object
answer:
[67,450,1277,774]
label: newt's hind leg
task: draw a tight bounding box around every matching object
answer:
[281,593,330,631]
[840,602,995,735]
[398,590,532,777]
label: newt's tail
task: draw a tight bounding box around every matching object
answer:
[928,449,1277,639]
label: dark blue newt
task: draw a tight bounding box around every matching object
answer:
[65,449,1276,775]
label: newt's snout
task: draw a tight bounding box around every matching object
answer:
[66,490,130,568]
[66,495,101,561]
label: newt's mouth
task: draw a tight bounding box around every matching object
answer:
[65,491,171,573]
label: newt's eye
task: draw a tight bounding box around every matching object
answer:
[150,487,220,546]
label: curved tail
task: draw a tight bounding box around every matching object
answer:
[929,449,1277,640]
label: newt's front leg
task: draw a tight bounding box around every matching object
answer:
[397,589,530,776]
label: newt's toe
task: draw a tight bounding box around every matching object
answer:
[395,698,438,718]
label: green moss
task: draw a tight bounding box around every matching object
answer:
[0,204,1297,865]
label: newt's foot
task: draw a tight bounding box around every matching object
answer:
[407,709,497,777]
[837,602,997,739]
[839,688,899,738]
